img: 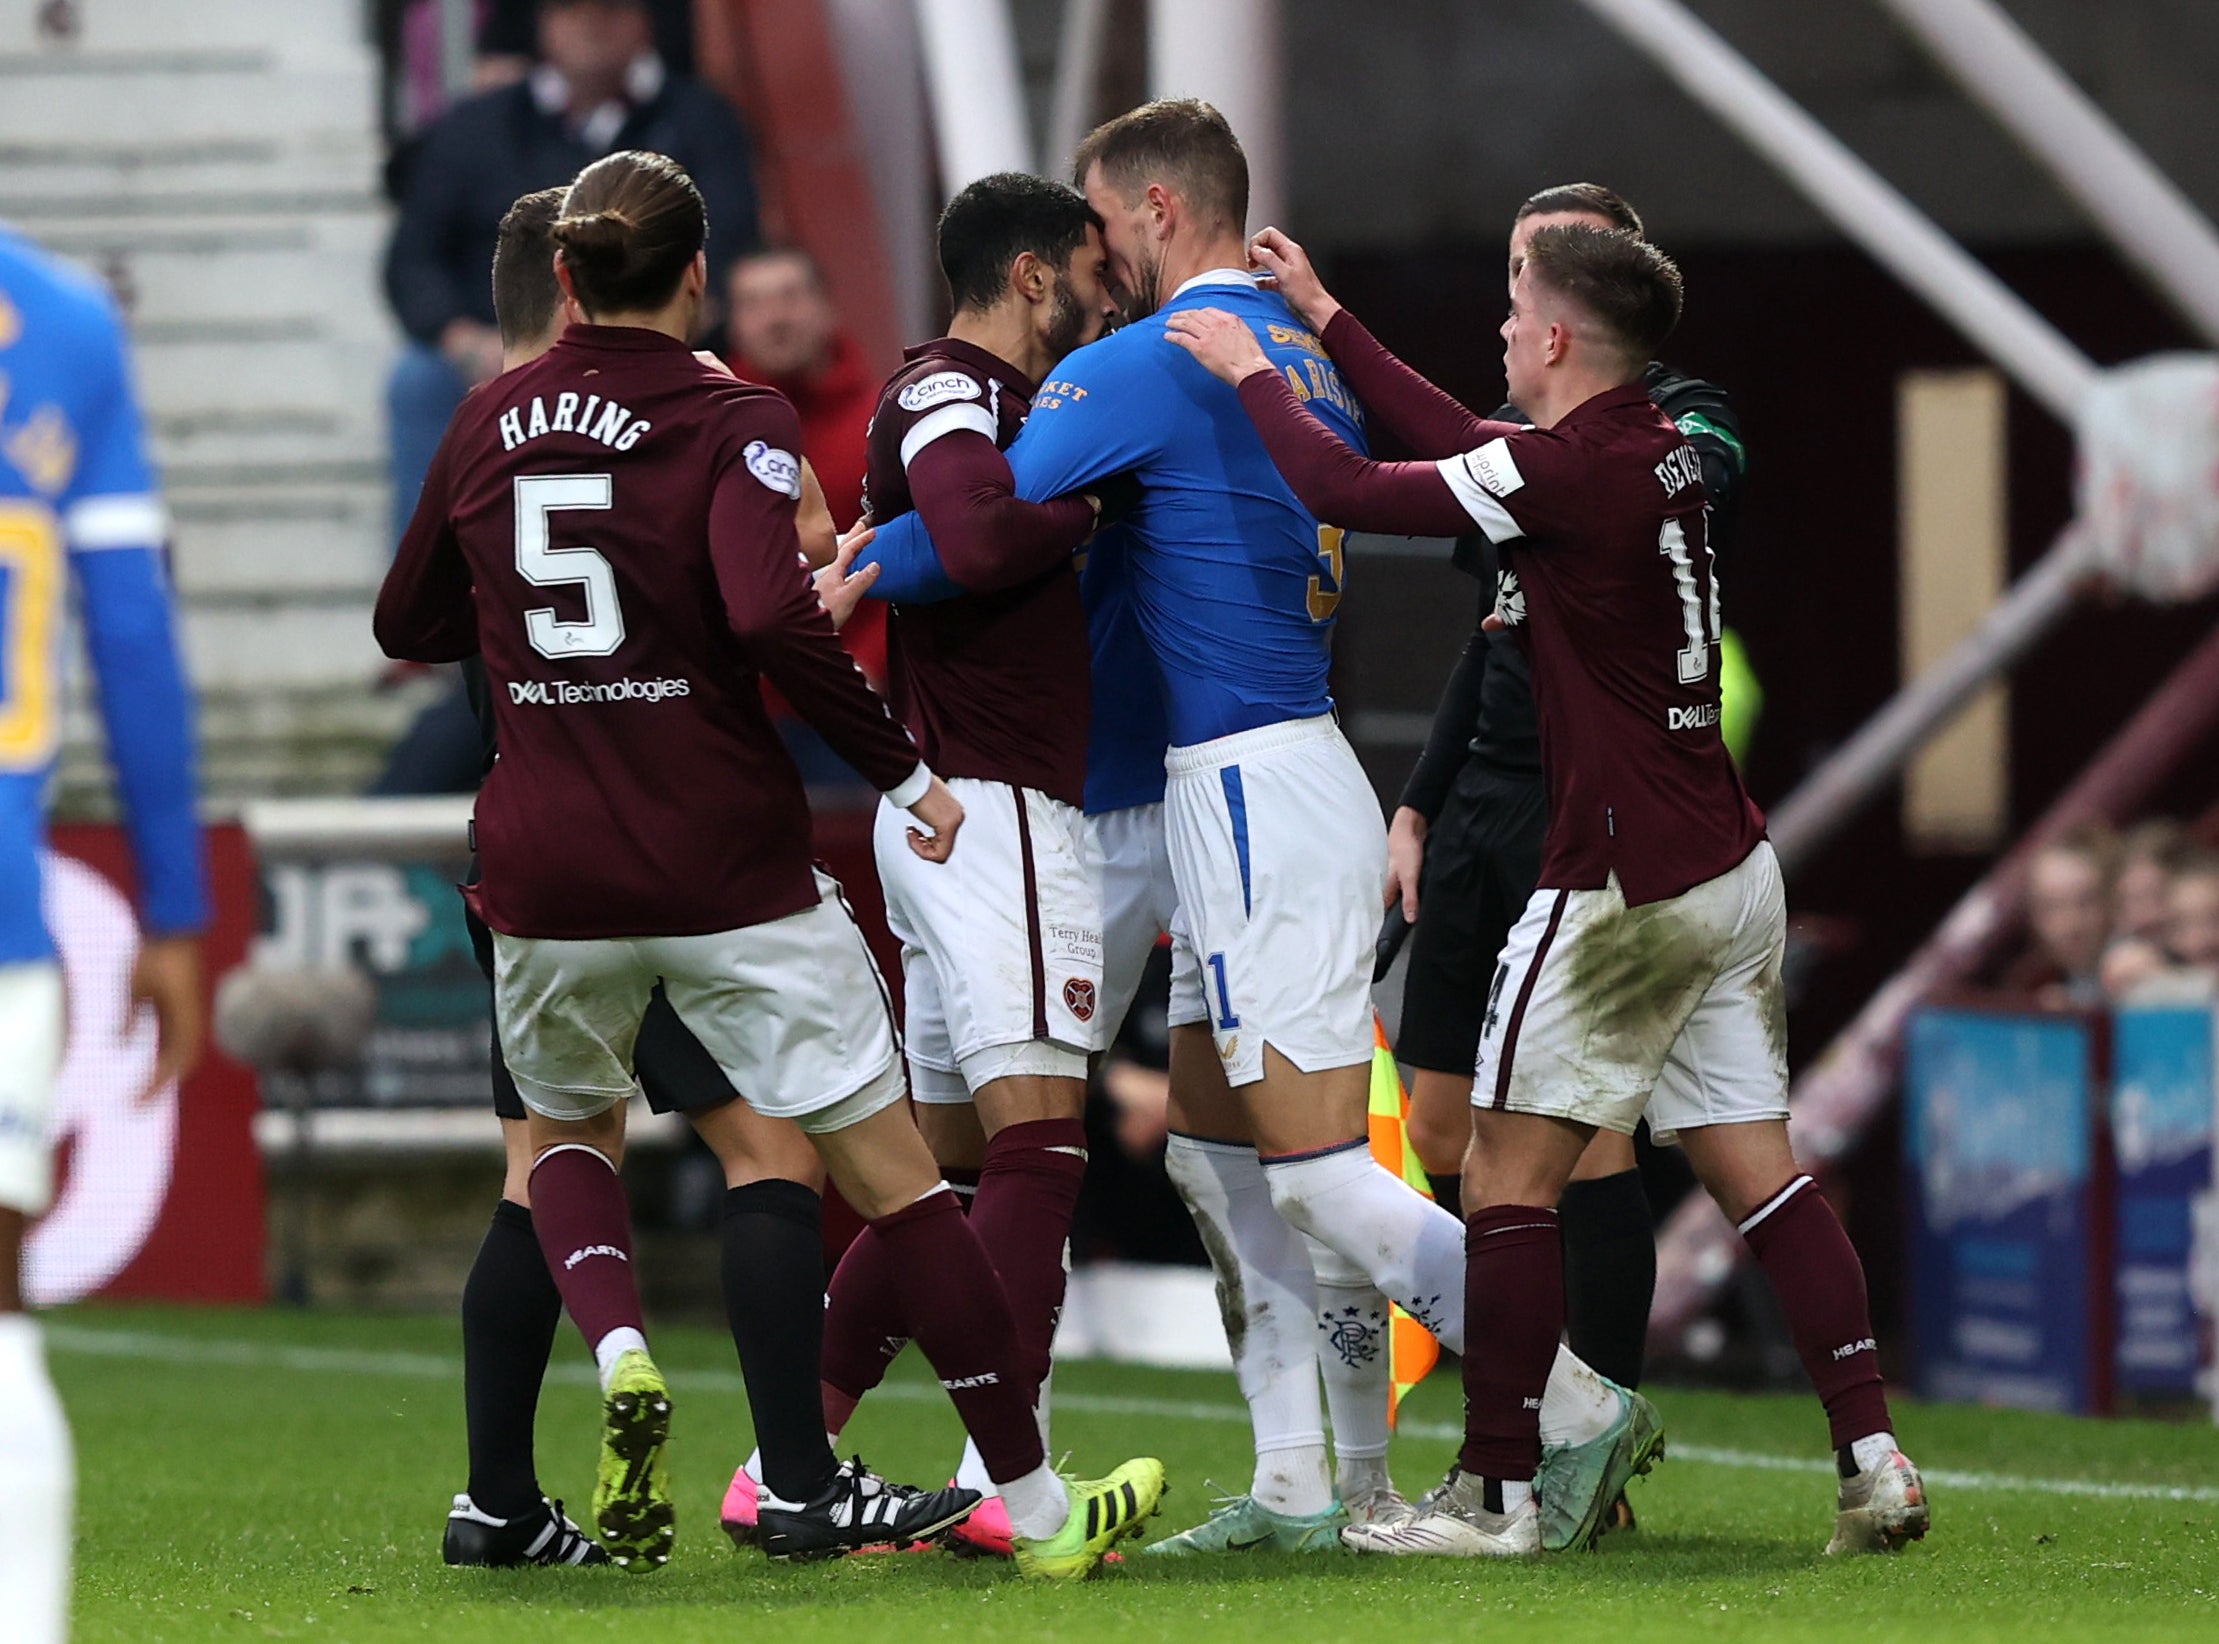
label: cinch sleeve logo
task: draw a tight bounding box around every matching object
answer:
[744,439,801,498]
[897,372,983,414]
[1467,437,1526,498]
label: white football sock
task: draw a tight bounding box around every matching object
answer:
[1849,1431,1899,1473]
[1537,1343,1622,1447]
[592,1325,647,1391]
[0,1315,72,1644]
[1262,1141,1466,1350]
[1164,1134,1333,1516]
[997,1462,1071,1541]
[953,1436,996,1496]
[1301,1232,1392,1486]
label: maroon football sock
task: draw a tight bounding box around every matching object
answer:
[820,1224,906,1415]
[528,1144,645,1357]
[870,1186,1046,1484]
[1740,1176,1892,1450]
[1457,1204,1563,1483]
[819,1166,983,1431]
[967,1118,1087,1396]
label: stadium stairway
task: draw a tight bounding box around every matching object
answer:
[0,0,413,807]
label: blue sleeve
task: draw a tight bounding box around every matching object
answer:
[1006,338,1162,502]
[63,305,208,935]
[856,335,1159,606]
[854,508,964,604]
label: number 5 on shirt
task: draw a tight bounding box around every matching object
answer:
[1307,524,1346,623]
[515,472,627,658]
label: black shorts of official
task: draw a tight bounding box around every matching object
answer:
[1397,761,1547,1076]
[466,901,741,1123]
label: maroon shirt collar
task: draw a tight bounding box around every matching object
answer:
[1556,380,1656,426]
[555,323,695,356]
[906,335,1036,399]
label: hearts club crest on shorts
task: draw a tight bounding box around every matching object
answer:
[1062,977,1096,1023]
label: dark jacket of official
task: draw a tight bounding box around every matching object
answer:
[382,70,759,345]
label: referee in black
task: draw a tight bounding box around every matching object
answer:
[1388,184,1748,1453]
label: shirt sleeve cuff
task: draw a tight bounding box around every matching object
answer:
[883,762,934,809]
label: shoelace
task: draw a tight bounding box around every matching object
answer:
[537,1499,596,1564]
[833,1456,928,1529]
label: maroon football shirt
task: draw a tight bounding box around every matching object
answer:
[1434,385,1765,903]
[862,337,1095,807]
[375,323,925,940]
[1235,329,1764,906]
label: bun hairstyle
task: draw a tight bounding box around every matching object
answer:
[552,150,707,316]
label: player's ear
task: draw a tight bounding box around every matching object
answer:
[1011,249,1047,303]
[1145,181,1175,241]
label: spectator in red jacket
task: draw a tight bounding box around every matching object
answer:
[728,248,886,789]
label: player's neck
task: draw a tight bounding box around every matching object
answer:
[1526,365,1639,429]
[948,304,1047,386]
[1156,233,1252,305]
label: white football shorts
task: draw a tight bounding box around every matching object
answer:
[876,780,1102,1105]
[0,960,64,1216]
[491,868,903,1132]
[1090,800,1206,1047]
[1473,840,1789,1144]
[1163,714,1386,1088]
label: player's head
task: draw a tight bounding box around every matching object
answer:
[491,187,571,362]
[728,247,837,377]
[1509,182,1644,290]
[551,150,707,329]
[1072,99,1247,320]
[1502,223,1681,409]
[938,172,1116,366]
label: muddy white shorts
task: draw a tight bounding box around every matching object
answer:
[1089,801,1206,1046]
[492,869,903,1131]
[0,960,64,1216]
[876,780,1102,1105]
[1163,714,1386,1088]
[1473,840,1789,1145]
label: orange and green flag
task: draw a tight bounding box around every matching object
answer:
[1365,1010,1440,1426]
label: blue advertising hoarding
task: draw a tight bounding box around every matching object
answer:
[1906,1009,2101,1413]
[2111,1006,2215,1396]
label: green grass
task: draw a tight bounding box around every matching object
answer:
[53,1305,2219,1643]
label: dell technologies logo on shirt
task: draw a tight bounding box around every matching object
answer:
[509,676,693,706]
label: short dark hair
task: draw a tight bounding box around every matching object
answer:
[936,172,1102,313]
[1520,223,1683,362]
[1515,182,1645,239]
[1071,99,1247,234]
[552,150,705,316]
[491,187,566,349]
[732,244,828,292]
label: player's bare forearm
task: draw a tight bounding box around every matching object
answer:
[1318,309,1513,460]
[1234,371,1476,537]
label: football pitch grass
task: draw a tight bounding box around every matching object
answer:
[52,1306,2219,1643]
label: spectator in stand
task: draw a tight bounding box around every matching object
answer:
[2109,850,2219,1001]
[2112,819,2188,946]
[2001,827,2117,1008]
[382,0,758,544]
[726,248,887,786]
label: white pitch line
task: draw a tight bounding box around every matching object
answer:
[46,1323,2219,1506]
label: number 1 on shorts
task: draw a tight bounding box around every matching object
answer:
[1207,951,1240,1030]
